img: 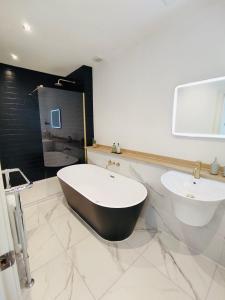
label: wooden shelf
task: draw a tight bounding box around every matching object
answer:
[87,144,225,183]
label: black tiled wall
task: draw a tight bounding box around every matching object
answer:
[0,63,93,182]
[67,65,94,145]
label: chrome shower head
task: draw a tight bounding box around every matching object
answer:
[28,84,44,96]
[54,82,63,87]
[54,79,75,87]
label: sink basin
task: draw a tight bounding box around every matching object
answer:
[161,170,225,226]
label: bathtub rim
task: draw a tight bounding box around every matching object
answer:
[57,164,147,209]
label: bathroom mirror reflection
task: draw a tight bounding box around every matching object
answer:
[51,109,61,128]
[172,76,225,138]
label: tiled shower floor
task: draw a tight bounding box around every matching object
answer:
[20,178,225,300]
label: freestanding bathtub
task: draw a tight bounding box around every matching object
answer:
[57,164,147,241]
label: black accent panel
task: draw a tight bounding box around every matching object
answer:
[67,66,94,146]
[0,63,94,181]
[59,179,145,241]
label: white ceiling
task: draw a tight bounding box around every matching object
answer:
[0,0,194,76]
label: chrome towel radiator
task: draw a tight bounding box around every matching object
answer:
[2,168,34,288]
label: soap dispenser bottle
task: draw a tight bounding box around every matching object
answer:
[210,157,220,175]
[116,143,121,154]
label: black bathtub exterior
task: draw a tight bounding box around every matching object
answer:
[59,179,145,241]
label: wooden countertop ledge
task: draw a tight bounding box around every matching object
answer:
[87,144,225,183]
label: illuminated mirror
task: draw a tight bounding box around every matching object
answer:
[172,76,225,138]
[50,108,61,129]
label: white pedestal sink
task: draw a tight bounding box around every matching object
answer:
[161,170,225,227]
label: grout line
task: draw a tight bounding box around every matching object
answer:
[28,233,65,274]
[49,217,91,253]
[26,251,67,280]
[65,205,112,243]
[67,254,97,300]
[44,202,92,253]
[22,191,63,208]
[97,247,144,300]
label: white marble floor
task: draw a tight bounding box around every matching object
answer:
[20,178,225,300]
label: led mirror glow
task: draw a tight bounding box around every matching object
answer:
[172,76,225,139]
[50,109,61,129]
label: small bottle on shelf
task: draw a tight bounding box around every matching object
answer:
[210,157,220,175]
[112,143,117,153]
[116,143,121,154]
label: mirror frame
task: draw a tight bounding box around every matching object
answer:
[172,76,225,139]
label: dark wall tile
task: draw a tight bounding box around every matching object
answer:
[0,63,94,182]
[67,65,94,145]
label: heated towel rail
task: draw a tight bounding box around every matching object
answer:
[2,168,34,288]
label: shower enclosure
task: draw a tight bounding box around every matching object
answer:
[38,87,87,177]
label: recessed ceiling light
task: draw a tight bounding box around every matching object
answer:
[22,22,31,32]
[11,53,18,60]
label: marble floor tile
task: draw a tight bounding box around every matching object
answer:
[37,194,70,223]
[21,176,62,206]
[67,234,140,299]
[50,213,91,250]
[207,266,225,300]
[23,204,46,231]
[176,222,224,265]
[19,177,223,300]
[27,223,64,272]
[101,256,193,300]
[126,228,157,254]
[22,253,94,300]
[104,238,141,271]
[142,232,216,300]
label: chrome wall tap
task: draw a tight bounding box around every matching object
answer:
[106,160,120,169]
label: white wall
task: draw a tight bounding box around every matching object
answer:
[93,0,225,164]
